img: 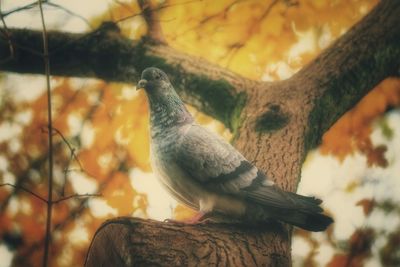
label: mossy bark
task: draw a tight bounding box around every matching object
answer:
[0,25,249,131]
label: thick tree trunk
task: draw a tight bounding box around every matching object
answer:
[1,0,399,266]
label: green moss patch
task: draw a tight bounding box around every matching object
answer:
[255,106,289,133]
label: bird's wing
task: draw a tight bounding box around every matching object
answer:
[175,124,318,210]
[176,124,259,188]
[175,125,281,205]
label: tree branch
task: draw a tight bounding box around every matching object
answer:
[85,217,290,267]
[0,2,399,135]
[295,0,400,149]
[138,0,166,44]
[52,193,100,204]
[37,0,55,265]
[0,22,250,130]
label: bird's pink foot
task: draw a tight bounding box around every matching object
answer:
[164,212,213,224]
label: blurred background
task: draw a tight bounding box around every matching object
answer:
[0,0,399,266]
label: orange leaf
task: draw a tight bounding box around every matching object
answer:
[356,198,375,216]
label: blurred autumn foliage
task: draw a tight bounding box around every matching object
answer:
[321,78,400,167]
[0,0,399,266]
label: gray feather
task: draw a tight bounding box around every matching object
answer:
[175,124,267,192]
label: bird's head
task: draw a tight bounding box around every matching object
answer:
[137,67,170,92]
[136,67,193,125]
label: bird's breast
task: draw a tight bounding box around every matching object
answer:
[150,139,202,210]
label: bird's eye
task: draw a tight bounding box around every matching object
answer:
[154,73,161,80]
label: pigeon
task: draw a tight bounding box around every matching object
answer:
[137,67,333,231]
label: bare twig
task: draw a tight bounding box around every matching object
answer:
[200,0,243,24]
[222,0,279,66]
[0,84,100,212]
[53,193,101,204]
[0,0,15,63]
[176,0,244,38]
[0,1,45,57]
[0,150,56,213]
[115,0,199,23]
[158,0,279,66]
[259,0,280,21]
[113,0,136,13]
[40,126,84,170]
[53,128,84,168]
[1,0,91,28]
[1,1,39,17]
[45,2,93,29]
[16,168,121,264]
[37,0,53,266]
[61,150,75,196]
[3,40,43,56]
[62,168,86,173]
[53,127,84,196]
[0,183,47,203]
[41,126,85,196]
[121,0,203,43]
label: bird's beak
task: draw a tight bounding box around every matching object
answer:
[137,79,147,90]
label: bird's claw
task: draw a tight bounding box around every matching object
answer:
[163,212,214,225]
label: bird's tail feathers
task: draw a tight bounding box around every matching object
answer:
[246,186,333,231]
[279,191,333,231]
[287,192,323,212]
[275,210,333,232]
[247,186,323,213]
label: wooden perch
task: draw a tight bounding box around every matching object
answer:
[85,217,290,266]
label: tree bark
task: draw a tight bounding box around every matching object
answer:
[85,218,290,267]
[1,0,399,266]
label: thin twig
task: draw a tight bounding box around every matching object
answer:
[62,150,74,196]
[45,2,93,29]
[199,0,244,24]
[0,86,104,214]
[62,168,86,173]
[40,126,84,170]
[113,7,142,23]
[2,1,91,28]
[0,0,15,63]
[3,40,44,56]
[0,148,57,213]
[52,127,84,196]
[0,183,47,203]
[1,1,39,17]
[222,0,279,67]
[40,126,86,195]
[37,0,53,266]
[115,0,200,23]
[16,168,120,263]
[52,128,84,170]
[113,0,136,13]
[176,0,244,37]
[52,193,101,204]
